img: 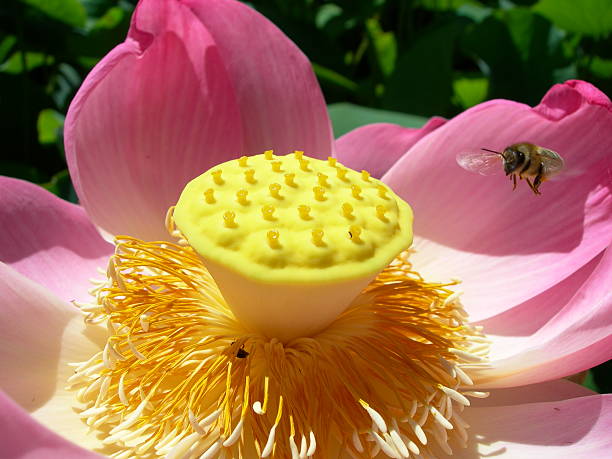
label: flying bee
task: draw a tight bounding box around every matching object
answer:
[456,142,565,195]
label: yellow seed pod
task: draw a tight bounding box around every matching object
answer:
[173,152,413,340]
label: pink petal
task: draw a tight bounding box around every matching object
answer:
[66,0,333,241]
[0,390,101,459]
[0,263,106,451]
[384,81,612,321]
[472,245,612,388]
[65,0,243,241]
[0,177,112,303]
[335,117,446,178]
[470,379,595,408]
[183,0,333,157]
[462,394,612,457]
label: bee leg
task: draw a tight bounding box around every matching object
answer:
[512,174,517,190]
[533,164,544,195]
[525,178,539,195]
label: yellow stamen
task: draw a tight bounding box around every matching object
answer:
[70,236,488,458]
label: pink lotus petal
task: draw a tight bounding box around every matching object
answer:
[0,262,106,452]
[0,177,112,303]
[384,81,612,321]
[470,379,595,408]
[0,390,101,459]
[183,0,333,158]
[0,262,103,410]
[65,0,243,241]
[462,394,612,457]
[472,245,612,388]
[66,0,334,241]
[335,117,446,178]
[476,250,604,337]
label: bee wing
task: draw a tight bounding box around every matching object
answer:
[537,148,571,182]
[539,149,565,177]
[456,151,502,176]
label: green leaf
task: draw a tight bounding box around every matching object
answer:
[452,75,488,109]
[328,103,428,138]
[0,36,17,63]
[21,0,87,28]
[315,4,343,29]
[91,6,126,31]
[37,109,65,145]
[419,0,481,11]
[312,63,359,93]
[588,56,612,79]
[461,9,574,105]
[384,22,463,116]
[534,0,612,37]
[366,18,397,77]
[0,52,52,74]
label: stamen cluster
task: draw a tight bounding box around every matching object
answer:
[70,238,489,458]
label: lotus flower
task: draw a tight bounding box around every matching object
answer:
[1,0,611,457]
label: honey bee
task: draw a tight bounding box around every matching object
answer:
[456,143,565,195]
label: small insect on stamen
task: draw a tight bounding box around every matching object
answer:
[236,345,249,359]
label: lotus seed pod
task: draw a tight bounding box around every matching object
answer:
[173,151,413,340]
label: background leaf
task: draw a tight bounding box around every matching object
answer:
[328,102,428,137]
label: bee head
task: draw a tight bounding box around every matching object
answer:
[502,148,524,175]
